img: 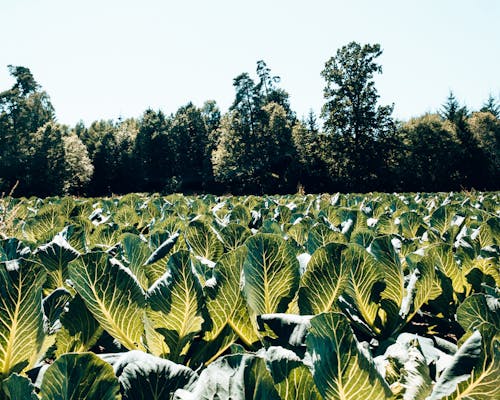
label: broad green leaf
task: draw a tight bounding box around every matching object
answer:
[43,287,72,334]
[429,205,458,237]
[0,259,46,377]
[472,218,498,250]
[456,294,499,334]
[306,312,392,400]
[55,294,103,356]
[351,229,375,248]
[243,234,300,315]
[274,204,294,224]
[144,230,181,285]
[262,346,321,399]
[437,342,500,400]
[219,223,251,251]
[399,211,424,238]
[305,223,346,254]
[68,252,146,350]
[403,255,442,322]
[175,353,280,400]
[113,350,198,400]
[146,230,181,265]
[185,221,223,262]
[36,233,79,290]
[318,206,356,233]
[145,251,204,360]
[118,233,150,290]
[260,220,284,235]
[298,243,348,314]
[114,205,140,230]
[464,258,500,291]
[1,373,38,400]
[433,206,466,244]
[203,247,258,348]
[143,315,170,359]
[428,331,498,400]
[89,224,119,249]
[22,204,67,244]
[429,244,469,295]
[60,224,88,254]
[370,235,404,309]
[40,352,121,400]
[287,220,310,246]
[257,313,312,352]
[377,214,399,236]
[229,204,251,225]
[341,244,385,335]
[188,324,239,367]
[0,238,31,261]
[438,360,498,399]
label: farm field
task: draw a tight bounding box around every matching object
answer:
[0,191,498,399]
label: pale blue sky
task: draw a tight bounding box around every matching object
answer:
[1,0,499,126]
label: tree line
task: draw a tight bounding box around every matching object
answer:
[1,42,499,197]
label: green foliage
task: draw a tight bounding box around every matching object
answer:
[68,252,146,350]
[63,132,94,194]
[0,259,46,378]
[298,242,348,314]
[243,233,300,315]
[212,61,297,194]
[145,251,204,361]
[1,373,37,400]
[307,312,392,400]
[0,191,498,398]
[176,353,281,399]
[170,103,214,192]
[1,51,500,195]
[114,350,198,400]
[0,66,55,195]
[321,41,396,191]
[40,352,121,399]
[399,114,461,191]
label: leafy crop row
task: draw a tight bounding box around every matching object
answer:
[0,192,498,399]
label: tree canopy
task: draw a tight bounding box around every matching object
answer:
[0,45,499,197]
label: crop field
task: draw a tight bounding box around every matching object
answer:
[0,192,498,399]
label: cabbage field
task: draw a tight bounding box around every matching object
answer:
[0,192,498,399]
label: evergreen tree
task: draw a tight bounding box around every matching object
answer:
[26,122,66,196]
[134,110,175,193]
[467,111,500,189]
[292,117,330,192]
[440,91,462,122]
[170,103,212,192]
[440,93,486,189]
[83,121,117,195]
[213,62,297,193]
[480,94,500,117]
[113,118,139,194]
[0,65,55,194]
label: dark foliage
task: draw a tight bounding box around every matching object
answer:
[1,45,499,197]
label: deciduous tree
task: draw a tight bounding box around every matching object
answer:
[321,42,395,191]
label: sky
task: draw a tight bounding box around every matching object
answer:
[1,0,499,126]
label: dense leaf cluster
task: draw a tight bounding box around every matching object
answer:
[1,43,499,197]
[0,191,498,398]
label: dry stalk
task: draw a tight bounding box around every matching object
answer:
[0,181,21,239]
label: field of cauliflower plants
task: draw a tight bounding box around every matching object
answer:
[0,192,498,399]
